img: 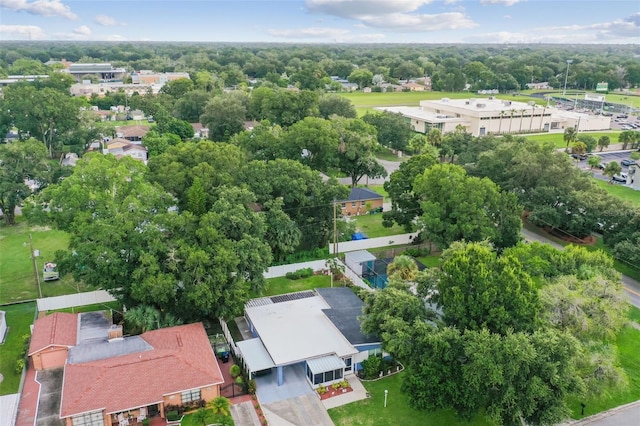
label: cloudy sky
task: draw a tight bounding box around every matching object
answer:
[1,0,639,44]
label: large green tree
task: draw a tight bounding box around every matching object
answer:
[0,138,49,225]
[362,111,413,152]
[414,164,522,250]
[281,117,339,171]
[4,84,80,158]
[333,117,386,187]
[200,92,248,142]
[432,241,541,335]
[382,153,438,232]
[29,154,271,321]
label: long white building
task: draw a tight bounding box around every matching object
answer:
[377,97,611,137]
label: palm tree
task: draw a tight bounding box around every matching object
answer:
[386,255,419,282]
[598,135,610,152]
[124,305,161,333]
[518,109,526,133]
[208,396,231,418]
[563,127,578,151]
[498,110,505,134]
[529,105,536,132]
[539,106,547,132]
[619,130,635,150]
[508,110,515,133]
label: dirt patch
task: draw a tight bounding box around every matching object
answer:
[29,226,52,232]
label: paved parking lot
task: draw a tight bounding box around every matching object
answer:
[572,151,637,184]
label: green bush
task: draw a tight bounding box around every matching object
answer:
[247,379,257,394]
[285,267,314,280]
[15,358,25,375]
[166,411,180,422]
[361,355,382,379]
[229,364,241,378]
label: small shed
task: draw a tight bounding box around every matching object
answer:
[344,250,376,276]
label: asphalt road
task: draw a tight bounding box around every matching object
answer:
[520,228,640,308]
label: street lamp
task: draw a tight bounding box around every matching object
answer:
[562,59,573,97]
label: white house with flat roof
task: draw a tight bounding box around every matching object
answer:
[239,288,381,388]
[377,97,611,137]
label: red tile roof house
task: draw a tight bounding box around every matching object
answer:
[27,315,224,426]
[28,313,78,371]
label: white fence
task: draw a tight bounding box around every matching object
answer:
[329,232,419,254]
[264,259,330,279]
[36,290,117,312]
[342,262,372,291]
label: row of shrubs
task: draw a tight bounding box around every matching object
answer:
[285,267,314,280]
[317,380,350,395]
[403,247,431,257]
[360,355,400,380]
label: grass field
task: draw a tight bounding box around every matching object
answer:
[339,91,545,116]
[95,120,153,128]
[567,319,640,419]
[251,274,332,298]
[350,213,407,238]
[593,179,640,206]
[46,301,122,316]
[328,372,492,426]
[0,302,36,395]
[0,222,83,302]
[415,254,441,268]
[524,131,622,149]
[0,221,93,304]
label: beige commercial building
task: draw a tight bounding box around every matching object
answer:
[378,97,611,137]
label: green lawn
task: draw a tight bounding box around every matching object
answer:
[415,254,441,268]
[180,409,234,426]
[375,148,406,162]
[524,131,622,149]
[566,322,640,419]
[629,306,640,324]
[0,221,94,304]
[0,302,36,395]
[95,120,153,128]
[328,372,492,426]
[350,214,407,238]
[252,274,332,298]
[593,179,640,206]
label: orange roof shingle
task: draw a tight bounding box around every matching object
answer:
[60,323,224,417]
[28,313,78,355]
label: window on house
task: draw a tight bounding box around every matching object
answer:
[361,201,366,206]
[351,202,356,207]
[72,411,104,426]
[344,357,352,372]
[341,203,346,208]
[368,348,382,357]
[181,389,201,404]
[334,368,344,380]
[324,370,334,382]
[313,373,324,385]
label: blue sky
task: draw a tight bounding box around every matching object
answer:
[1,0,639,44]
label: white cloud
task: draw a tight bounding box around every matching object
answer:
[0,0,77,19]
[268,27,350,38]
[358,12,476,30]
[534,13,640,42]
[307,0,435,18]
[73,25,90,35]
[306,0,476,32]
[480,0,522,5]
[107,34,125,41]
[0,24,46,39]
[94,14,124,27]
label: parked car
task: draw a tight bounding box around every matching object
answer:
[612,174,627,183]
[571,153,588,160]
[597,162,606,169]
[621,159,637,167]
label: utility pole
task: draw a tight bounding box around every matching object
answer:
[333,201,338,258]
[29,233,42,298]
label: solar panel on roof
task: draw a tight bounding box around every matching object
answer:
[270,291,315,304]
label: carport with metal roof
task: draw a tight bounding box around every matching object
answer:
[237,337,275,376]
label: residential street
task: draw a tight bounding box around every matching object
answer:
[520,228,640,308]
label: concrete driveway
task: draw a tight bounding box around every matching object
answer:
[263,394,334,426]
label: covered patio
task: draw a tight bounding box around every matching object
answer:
[305,355,346,387]
[237,337,275,378]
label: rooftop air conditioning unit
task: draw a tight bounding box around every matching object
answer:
[503,101,512,106]
[489,96,495,100]
[476,103,486,108]
[441,98,449,102]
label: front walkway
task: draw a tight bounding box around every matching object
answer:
[321,376,368,409]
[255,363,313,405]
[230,401,261,426]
